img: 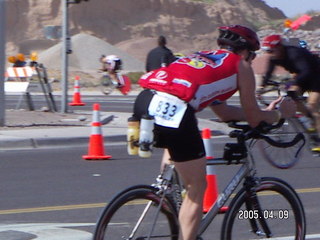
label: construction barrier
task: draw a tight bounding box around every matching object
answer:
[5,64,56,111]
[6,66,35,78]
[83,103,112,160]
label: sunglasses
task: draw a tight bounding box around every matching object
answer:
[246,51,256,62]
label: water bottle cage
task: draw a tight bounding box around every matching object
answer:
[139,141,153,151]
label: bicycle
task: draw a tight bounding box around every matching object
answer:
[257,77,318,168]
[99,71,131,95]
[93,121,306,240]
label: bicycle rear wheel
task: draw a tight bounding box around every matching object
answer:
[220,177,306,240]
[257,118,306,169]
[93,185,179,240]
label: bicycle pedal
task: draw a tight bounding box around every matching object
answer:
[307,128,316,133]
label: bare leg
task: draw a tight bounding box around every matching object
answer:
[160,149,171,172]
[174,157,207,240]
[307,92,320,138]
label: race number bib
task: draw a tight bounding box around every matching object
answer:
[148,92,187,128]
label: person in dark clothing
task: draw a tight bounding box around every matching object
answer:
[260,34,320,151]
[145,35,176,72]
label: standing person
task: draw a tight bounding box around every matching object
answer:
[259,34,320,151]
[145,35,176,72]
[131,25,296,240]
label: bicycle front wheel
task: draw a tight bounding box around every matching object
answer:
[100,75,115,95]
[258,118,305,169]
[93,185,179,240]
[221,177,306,240]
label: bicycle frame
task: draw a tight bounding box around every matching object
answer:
[198,157,249,235]
[93,120,306,240]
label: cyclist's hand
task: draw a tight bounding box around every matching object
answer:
[279,97,297,118]
[264,96,282,111]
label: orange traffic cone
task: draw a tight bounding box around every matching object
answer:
[202,128,228,213]
[202,128,214,160]
[82,103,112,160]
[203,165,219,213]
[69,76,85,106]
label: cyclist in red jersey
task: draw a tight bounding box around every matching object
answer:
[132,25,296,240]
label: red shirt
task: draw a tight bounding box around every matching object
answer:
[139,49,241,111]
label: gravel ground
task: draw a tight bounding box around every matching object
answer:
[1,109,91,129]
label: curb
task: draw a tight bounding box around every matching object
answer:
[0,117,233,150]
[0,135,127,150]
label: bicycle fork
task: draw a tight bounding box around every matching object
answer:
[244,176,272,238]
[133,165,178,240]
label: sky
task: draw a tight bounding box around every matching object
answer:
[264,0,320,18]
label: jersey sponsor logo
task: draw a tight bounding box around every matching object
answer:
[149,78,167,85]
[141,71,154,79]
[155,70,168,79]
[172,78,192,88]
[189,74,237,109]
[177,57,206,69]
[176,51,228,69]
[196,51,228,69]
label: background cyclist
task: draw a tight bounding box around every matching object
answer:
[260,34,320,152]
[99,54,124,87]
[132,25,296,240]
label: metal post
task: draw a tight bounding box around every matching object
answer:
[0,0,6,126]
[61,0,70,113]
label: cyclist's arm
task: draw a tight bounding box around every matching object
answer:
[210,101,246,122]
[209,61,280,126]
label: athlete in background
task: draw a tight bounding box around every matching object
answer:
[260,34,320,151]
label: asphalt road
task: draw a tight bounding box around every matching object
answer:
[5,93,240,120]
[2,94,320,239]
[0,139,320,239]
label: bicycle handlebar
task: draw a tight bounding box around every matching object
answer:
[227,119,305,148]
[228,119,285,134]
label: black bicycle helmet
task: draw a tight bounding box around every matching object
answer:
[217,25,260,51]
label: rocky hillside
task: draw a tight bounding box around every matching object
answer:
[5,0,320,78]
[6,0,286,57]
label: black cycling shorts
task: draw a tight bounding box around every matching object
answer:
[133,89,205,162]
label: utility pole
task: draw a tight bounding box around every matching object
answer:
[61,0,89,113]
[0,0,6,126]
[61,0,69,113]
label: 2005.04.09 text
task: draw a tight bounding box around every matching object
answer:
[238,209,289,220]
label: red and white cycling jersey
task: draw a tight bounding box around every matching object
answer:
[139,49,241,111]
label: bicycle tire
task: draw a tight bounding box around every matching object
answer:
[257,118,306,169]
[93,185,179,240]
[220,177,306,240]
[100,75,115,95]
[257,87,282,107]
